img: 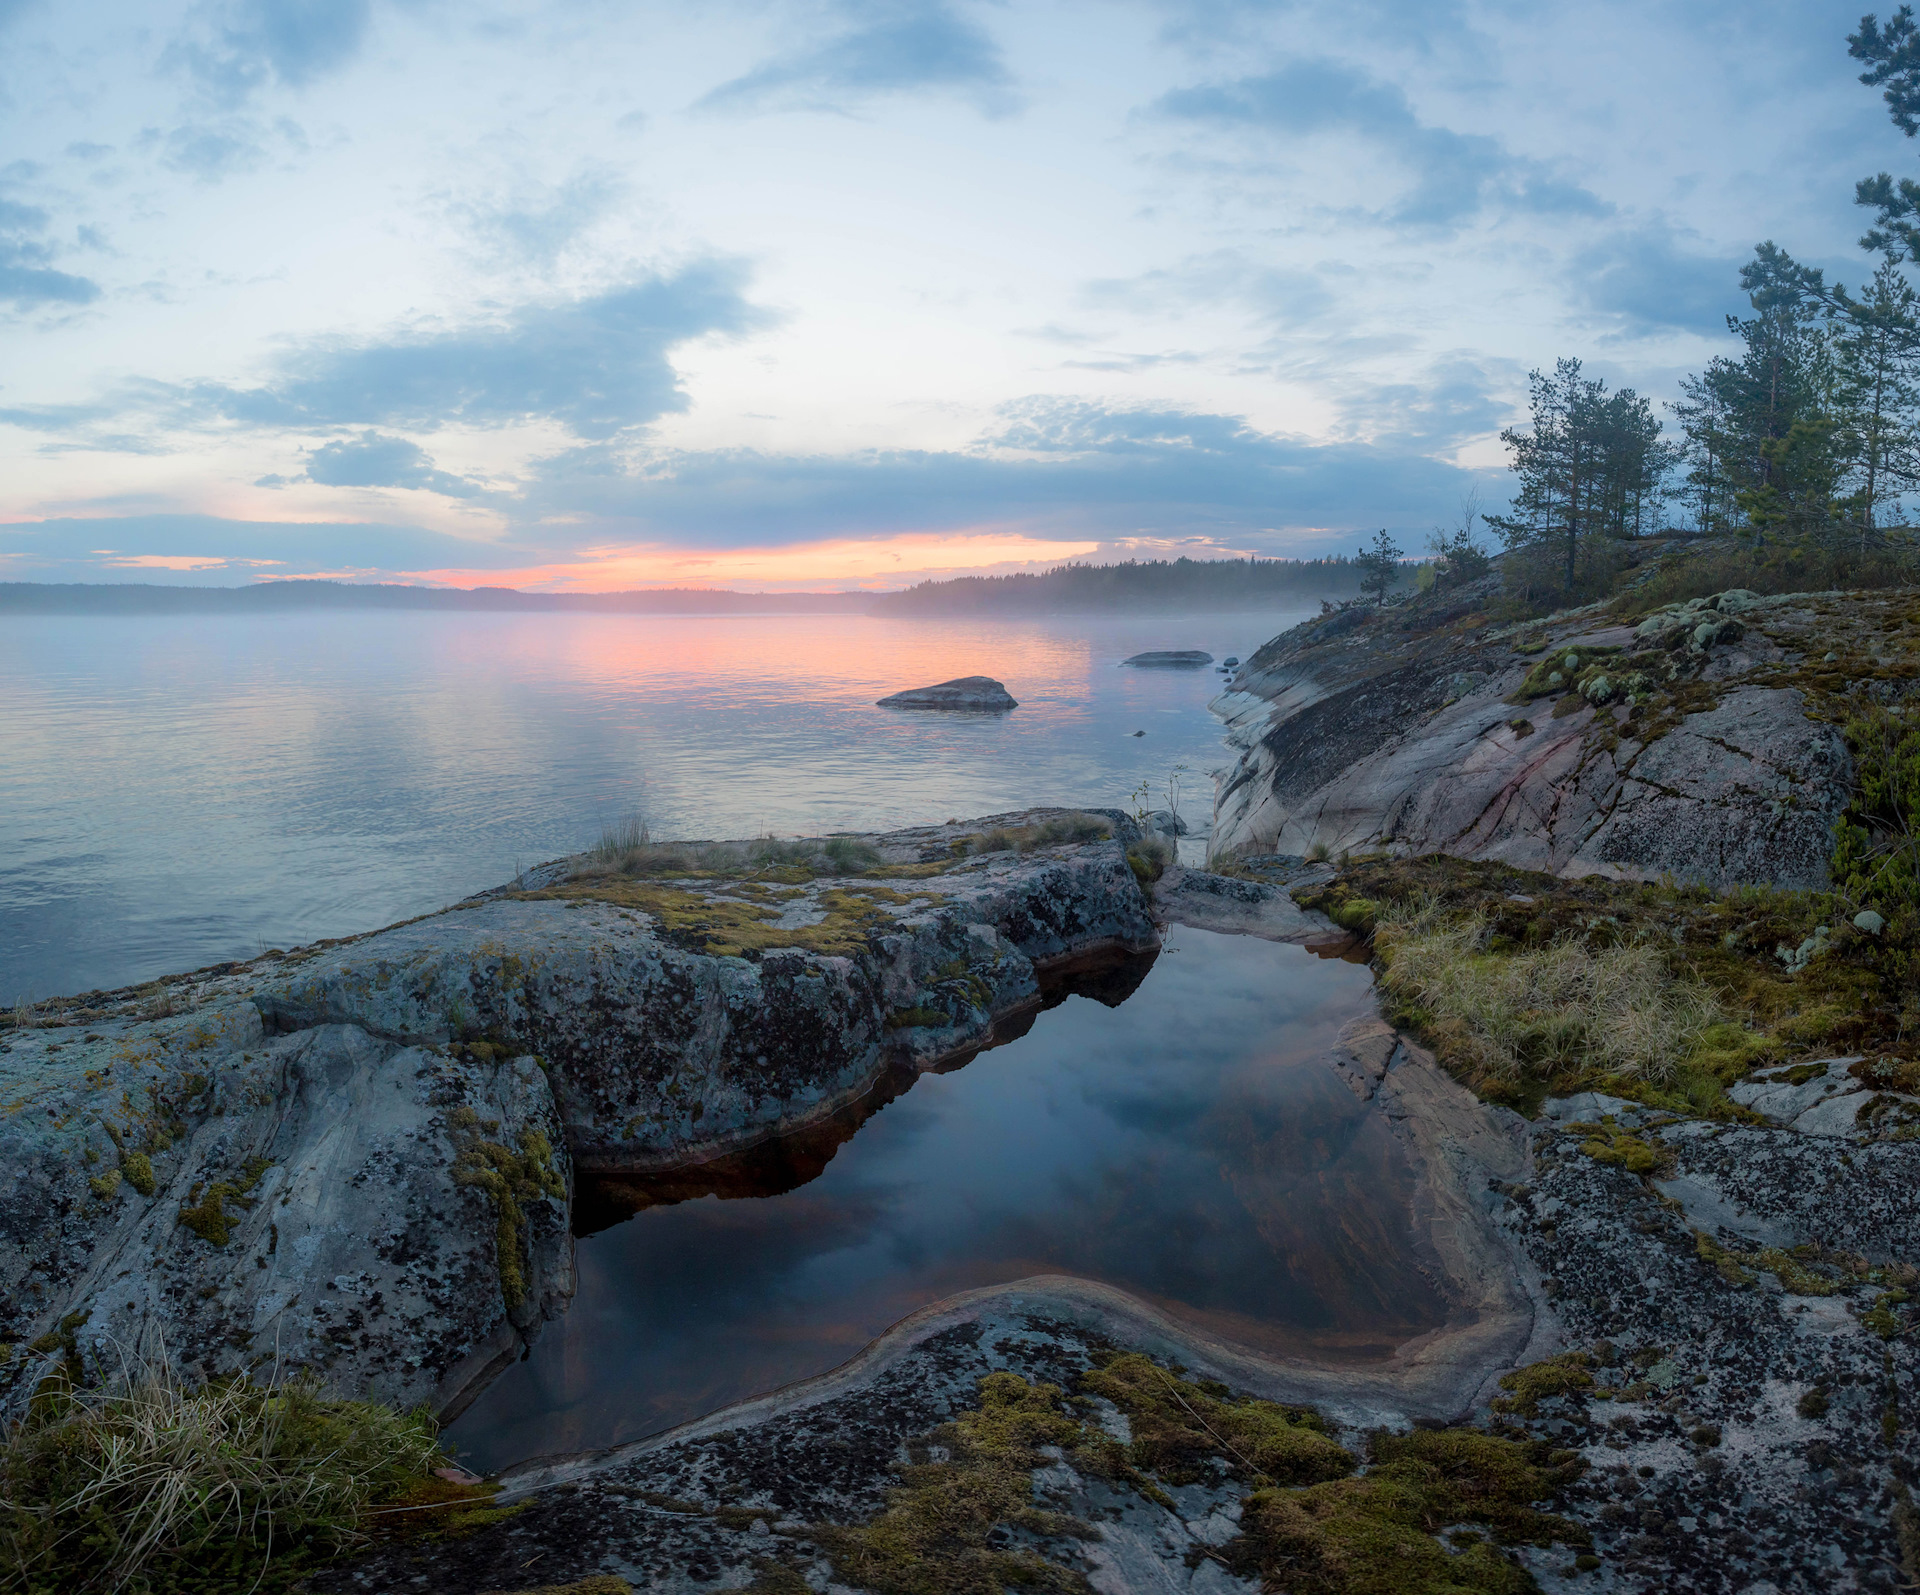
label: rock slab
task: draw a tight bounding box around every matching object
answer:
[875,675,1018,709]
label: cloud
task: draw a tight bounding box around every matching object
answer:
[0,195,101,309]
[507,397,1495,551]
[1571,221,1743,336]
[1154,59,1608,228]
[172,0,374,106]
[180,263,770,440]
[697,0,1014,116]
[152,121,265,179]
[296,431,489,497]
[1082,251,1336,327]
[0,513,522,584]
[456,166,628,269]
[1326,354,1516,450]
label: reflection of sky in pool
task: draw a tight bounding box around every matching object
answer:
[1,608,1306,1000]
[449,928,1443,1473]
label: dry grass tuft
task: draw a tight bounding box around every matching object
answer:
[0,1353,445,1593]
[1375,899,1726,1085]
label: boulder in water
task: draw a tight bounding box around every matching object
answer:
[1121,650,1212,668]
[876,675,1018,710]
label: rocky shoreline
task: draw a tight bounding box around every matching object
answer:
[0,811,1157,1425]
[7,574,1919,1592]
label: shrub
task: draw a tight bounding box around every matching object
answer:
[1833,706,1920,923]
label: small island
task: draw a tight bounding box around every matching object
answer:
[875,675,1019,710]
[1120,650,1213,668]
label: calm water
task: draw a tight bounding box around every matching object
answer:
[449,928,1440,1472]
[0,609,1306,1000]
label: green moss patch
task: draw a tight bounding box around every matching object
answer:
[1078,1351,1352,1488]
[450,1108,565,1311]
[1492,1353,1594,1417]
[177,1156,272,1247]
[801,1372,1098,1595]
[1222,1427,1588,1595]
[513,881,938,959]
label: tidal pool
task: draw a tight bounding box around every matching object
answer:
[448,927,1444,1472]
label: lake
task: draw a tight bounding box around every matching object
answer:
[0,608,1307,1001]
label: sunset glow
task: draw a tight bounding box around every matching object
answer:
[397,531,1107,592]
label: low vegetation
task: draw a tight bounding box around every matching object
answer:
[953,813,1113,857]
[1299,851,1914,1114]
[777,1356,1588,1595]
[0,1357,502,1594]
[1372,896,1727,1088]
[802,1371,1098,1595]
[577,817,886,883]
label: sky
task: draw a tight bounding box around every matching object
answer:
[0,0,1910,590]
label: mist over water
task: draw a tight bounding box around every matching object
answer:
[0,609,1306,1000]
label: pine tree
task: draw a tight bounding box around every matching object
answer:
[1833,257,1920,538]
[1355,528,1403,605]
[1483,358,1672,593]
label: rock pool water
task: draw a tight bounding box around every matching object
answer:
[447,926,1445,1472]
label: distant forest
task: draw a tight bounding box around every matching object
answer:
[2,557,1376,617]
[865,556,1369,615]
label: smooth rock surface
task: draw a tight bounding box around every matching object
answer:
[875,674,1018,709]
[1208,582,1868,889]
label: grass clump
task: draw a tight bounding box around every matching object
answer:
[1296,855,1919,1112]
[0,1359,462,1594]
[801,1372,1097,1595]
[1372,899,1725,1092]
[1609,538,1920,617]
[956,813,1115,858]
[1077,1352,1352,1488]
[1124,834,1174,887]
[1222,1427,1588,1595]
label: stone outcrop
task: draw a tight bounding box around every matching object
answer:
[1121,650,1213,667]
[0,813,1155,1424]
[1207,581,1894,890]
[875,675,1018,709]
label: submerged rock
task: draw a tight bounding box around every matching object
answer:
[1121,649,1213,667]
[0,811,1152,1424]
[875,675,1018,709]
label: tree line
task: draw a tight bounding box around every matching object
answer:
[866,556,1377,614]
[1477,9,1920,599]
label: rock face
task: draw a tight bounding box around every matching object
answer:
[0,813,1154,1424]
[875,675,1018,709]
[1121,650,1213,667]
[1209,581,1880,890]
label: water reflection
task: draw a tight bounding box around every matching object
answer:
[0,609,1308,998]
[448,928,1444,1472]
